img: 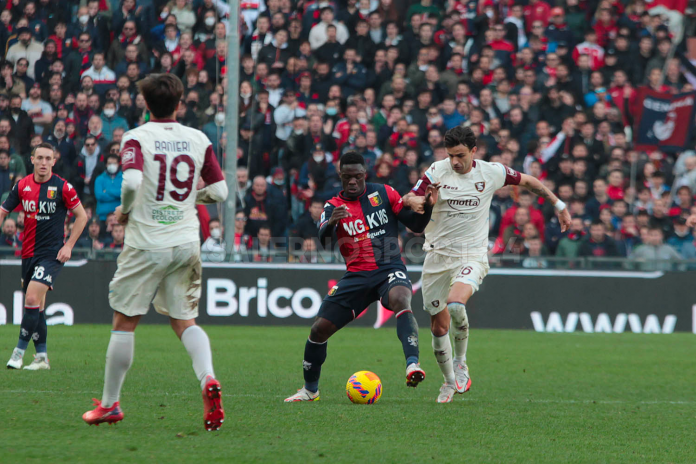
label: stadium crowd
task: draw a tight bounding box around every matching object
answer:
[0,0,695,268]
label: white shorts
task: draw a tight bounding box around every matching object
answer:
[109,242,202,320]
[421,252,489,316]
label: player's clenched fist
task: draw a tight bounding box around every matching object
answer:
[424,183,440,208]
[410,182,440,214]
[328,205,352,226]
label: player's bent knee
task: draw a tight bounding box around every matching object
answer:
[170,317,196,339]
[430,320,449,337]
[309,319,334,344]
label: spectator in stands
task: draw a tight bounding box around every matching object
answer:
[631,225,683,270]
[108,223,125,251]
[252,224,281,262]
[94,154,122,221]
[6,27,43,79]
[244,175,287,239]
[292,197,323,240]
[309,7,349,50]
[9,94,35,156]
[77,218,104,250]
[73,134,105,199]
[0,217,21,249]
[0,150,13,196]
[555,217,586,258]
[667,217,696,259]
[201,218,226,262]
[579,220,621,258]
[100,100,129,141]
[22,83,52,135]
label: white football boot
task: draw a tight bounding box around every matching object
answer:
[454,361,471,393]
[406,363,425,387]
[23,354,50,370]
[437,383,457,403]
[284,387,320,402]
[6,348,24,369]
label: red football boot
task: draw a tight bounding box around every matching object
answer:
[202,376,224,431]
[82,399,124,426]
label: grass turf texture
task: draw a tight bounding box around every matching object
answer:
[0,325,694,463]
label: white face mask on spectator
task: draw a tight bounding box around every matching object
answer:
[293,128,304,135]
[240,92,252,98]
[205,17,216,27]
[160,11,168,19]
[210,227,222,239]
[313,154,325,162]
[358,117,367,124]
[104,108,115,117]
[79,15,89,24]
[215,112,225,125]
[106,164,119,174]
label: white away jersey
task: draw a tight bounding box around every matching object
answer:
[119,120,224,250]
[412,159,521,258]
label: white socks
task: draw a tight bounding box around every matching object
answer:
[181,325,215,390]
[102,331,134,408]
[432,333,455,385]
[448,302,469,363]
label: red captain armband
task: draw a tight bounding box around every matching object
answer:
[120,139,144,171]
[412,173,432,196]
[504,166,521,186]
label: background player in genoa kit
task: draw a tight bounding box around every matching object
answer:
[285,152,439,402]
[82,74,228,430]
[403,127,571,403]
[1,144,88,370]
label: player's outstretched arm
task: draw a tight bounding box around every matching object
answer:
[58,204,88,263]
[518,173,571,232]
[0,207,8,225]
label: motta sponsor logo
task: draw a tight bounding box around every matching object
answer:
[206,278,323,319]
[447,196,480,210]
[530,311,677,334]
[0,291,74,326]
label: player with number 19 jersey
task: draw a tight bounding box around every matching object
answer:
[109,119,225,322]
[118,121,224,250]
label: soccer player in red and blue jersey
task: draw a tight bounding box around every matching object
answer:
[285,152,439,402]
[1,143,88,370]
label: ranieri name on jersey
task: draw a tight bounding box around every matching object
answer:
[153,141,192,152]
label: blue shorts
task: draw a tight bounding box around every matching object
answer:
[319,264,412,328]
[22,256,62,293]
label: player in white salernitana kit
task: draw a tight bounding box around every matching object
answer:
[82,74,229,430]
[403,126,571,403]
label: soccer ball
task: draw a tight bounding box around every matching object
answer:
[346,371,382,404]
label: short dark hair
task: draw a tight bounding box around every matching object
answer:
[32,142,55,157]
[444,126,476,150]
[310,197,324,206]
[138,74,184,118]
[590,219,605,228]
[105,153,120,164]
[339,151,366,169]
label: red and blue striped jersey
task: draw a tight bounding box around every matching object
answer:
[320,183,405,272]
[1,174,81,259]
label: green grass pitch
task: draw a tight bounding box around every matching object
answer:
[1,325,694,463]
